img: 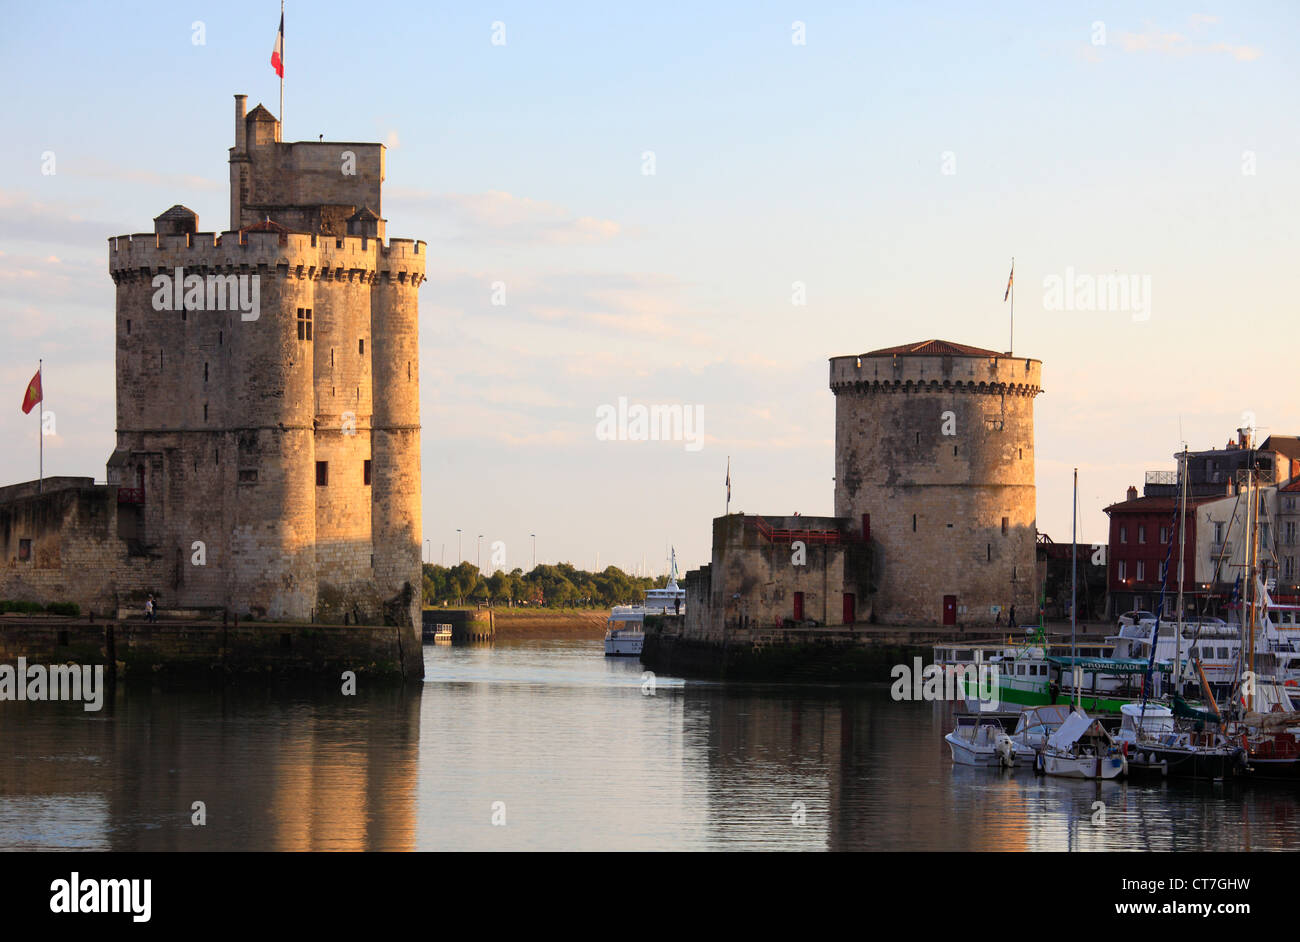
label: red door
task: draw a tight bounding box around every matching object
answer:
[793,592,804,621]
[843,592,855,624]
[942,595,956,625]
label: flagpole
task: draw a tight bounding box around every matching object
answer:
[725,456,731,517]
[37,359,43,494]
[1009,257,1014,355]
[279,0,284,137]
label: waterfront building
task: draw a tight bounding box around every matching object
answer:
[0,96,425,633]
[830,340,1042,627]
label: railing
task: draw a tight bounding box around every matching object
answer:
[754,516,845,545]
[117,487,145,504]
[1145,470,1178,486]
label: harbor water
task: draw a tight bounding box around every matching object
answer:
[1,637,1296,851]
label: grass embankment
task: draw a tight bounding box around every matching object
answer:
[431,607,609,637]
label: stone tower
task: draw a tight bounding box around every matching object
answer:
[106,95,425,630]
[829,340,1042,626]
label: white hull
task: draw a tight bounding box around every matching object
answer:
[605,635,643,656]
[944,732,1015,767]
[1043,751,1125,779]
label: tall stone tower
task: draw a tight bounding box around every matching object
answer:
[829,340,1042,626]
[106,95,425,631]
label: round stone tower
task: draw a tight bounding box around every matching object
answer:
[829,339,1043,627]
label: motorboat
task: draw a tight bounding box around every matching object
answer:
[1040,710,1127,779]
[944,715,1016,767]
[603,606,644,657]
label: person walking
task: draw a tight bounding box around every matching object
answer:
[1008,605,1016,629]
[145,596,155,623]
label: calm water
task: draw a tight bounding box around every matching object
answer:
[1,637,1297,851]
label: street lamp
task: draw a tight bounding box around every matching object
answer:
[477,534,483,573]
[531,533,536,569]
[456,529,462,564]
[423,539,431,564]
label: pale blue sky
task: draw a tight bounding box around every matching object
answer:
[2,2,1297,576]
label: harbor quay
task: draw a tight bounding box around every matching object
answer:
[0,615,423,683]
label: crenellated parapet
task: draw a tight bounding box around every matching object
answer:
[829,351,1041,398]
[108,230,427,285]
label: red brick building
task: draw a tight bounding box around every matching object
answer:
[1103,486,1210,617]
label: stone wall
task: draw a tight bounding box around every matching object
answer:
[682,514,872,642]
[830,350,1042,626]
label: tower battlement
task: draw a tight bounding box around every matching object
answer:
[103,94,425,633]
[831,339,1043,627]
[107,230,427,283]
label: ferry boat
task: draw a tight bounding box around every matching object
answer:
[603,549,686,656]
[603,606,645,657]
[933,635,1168,714]
[643,549,686,615]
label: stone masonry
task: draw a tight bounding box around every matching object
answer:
[2,95,425,634]
[830,340,1042,626]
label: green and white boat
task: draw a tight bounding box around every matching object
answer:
[934,634,1174,714]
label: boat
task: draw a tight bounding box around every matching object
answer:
[1116,702,1244,779]
[1040,710,1127,779]
[432,624,452,643]
[1008,704,1074,761]
[604,606,645,656]
[642,548,686,615]
[603,548,685,656]
[944,714,1017,767]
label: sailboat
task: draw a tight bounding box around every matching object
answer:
[1119,447,1245,779]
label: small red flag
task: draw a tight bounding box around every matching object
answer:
[271,13,284,78]
[21,369,42,415]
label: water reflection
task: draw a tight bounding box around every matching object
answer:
[0,638,1296,850]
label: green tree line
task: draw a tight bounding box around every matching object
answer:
[423,561,668,608]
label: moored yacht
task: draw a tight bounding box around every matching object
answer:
[604,606,645,657]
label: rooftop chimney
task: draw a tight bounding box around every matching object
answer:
[234,94,247,153]
[1127,486,1138,502]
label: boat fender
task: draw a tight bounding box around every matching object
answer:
[1034,750,1045,775]
[1120,754,1128,777]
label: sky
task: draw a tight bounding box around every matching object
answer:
[1,1,1297,578]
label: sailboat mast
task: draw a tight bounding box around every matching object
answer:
[1175,447,1188,695]
[1244,459,1256,713]
[1072,468,1079,710]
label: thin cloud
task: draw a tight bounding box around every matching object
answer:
[389,188,624,245]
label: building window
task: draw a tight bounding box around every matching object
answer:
[297,307,313,341]
[238,469,258,483]
[1138,525,1146,544]
[1118,560,1127,581]
[1285,556,1295,579]
[987,543,991,562]
[316,461,328,486]
[1159,560,1167,581]
[203,403,208,421]
[1137,560,1146,581]
[359,338,365,355]
[1120,526,1127,544]
[912,514,917,532]
[363,460,372,486]
[1002,516,1008,535]
[1159,526,1168,544]
[127,319,131,335]
[18,539,32,561]
[953,445,958,456]
[1214,522,1225,544]
[1287,522,1297,546]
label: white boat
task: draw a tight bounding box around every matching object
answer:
[604,606,645,657]
[1008,704,1073,763]
[1041,710,1127,779]
[642,548,686,615]
[944,715,1016,767]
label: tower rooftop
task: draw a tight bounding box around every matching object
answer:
[861,339,1009,358]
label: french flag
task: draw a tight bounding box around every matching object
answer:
[271,12,284,78]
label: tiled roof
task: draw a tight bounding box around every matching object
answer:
[863,339,1009,358]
